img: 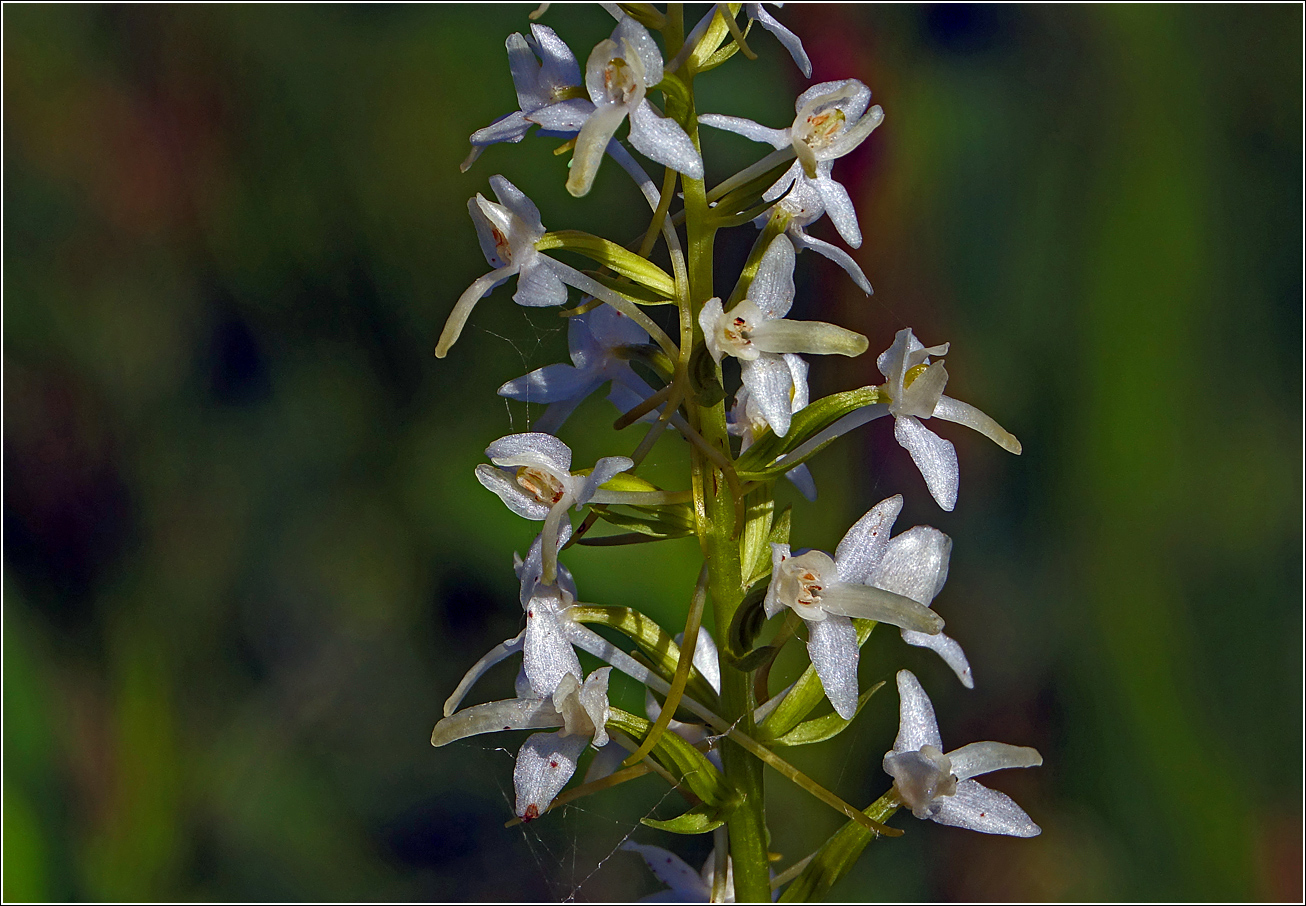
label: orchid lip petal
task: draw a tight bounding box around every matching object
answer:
[430,697,561,747]
[947,742,1043,781]
[818,582,944,634]
[933,395,1022,454]
[748,319,869,358]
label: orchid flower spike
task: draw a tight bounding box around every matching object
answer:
[567,17,703,197]
[876,328,1022,511]
[475,432,633,584]
[699,235,868,437]
[436,176,568,358]
[764,497,948,720]
[497,304,654,434]
[461,24,593,172]
[431,665,612,821]
[728,353,818,500]
[885,670,1042,836]
[621,842,734,902]
[700,79,883,247]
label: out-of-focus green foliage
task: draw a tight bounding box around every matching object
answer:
[4,4,1300,901]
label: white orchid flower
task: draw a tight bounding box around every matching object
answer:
[699,79,883,247]
[745,3,812,77]
[699,235,867,437]
[761,174,873,295]
[728,352,817,500]
[621,841,735,902]
[884,670,1042,836]
[475,432,633,583]
[461,24,595,172]
[497,304,654,434]
[567,18,704,197]
[875,328,1022,511]
[764,498,947,720]
[436,175,570,358]
[431,665,612,821]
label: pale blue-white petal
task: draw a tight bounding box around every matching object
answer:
[621,842,710,898]
[796,79,872,120]
[531,23,581,90]
[877,328,915,385]
[469,197,510,269]
[487,432,573,472]
[740,355,796,438]
[874,525,951,606]
[578,667,613,747]
[443,631,526,717]
[815,175,862,248]
[764,543,792,618]
[527,98,595,133]
[901,628,973,689]
[514,730,590,819]
[893,669,942,754]
[930,779,1041,837]
[524,605,584,697]
[577,455,635,505]
[567,103,627,197]
[748,235,797,319]
[894,415,959,512]
[475,464,552,520]
[933,395,1022,454]
[806,613,861,720]
[514,260,569,308]
[629,101,704,178]
[947,742,1042,781]
[697,113,790,149]
[583,740,626,783]
[748,3,812,77]
[516,523,574,608]
[834,495,903,585]
[489,174,545,235]
[588,302,649,348]
[470,111,533,147]
[533,397,588,435]
[785,463,818,501]
[790,229,872,294]
[499,363,599,405]
[507,31,548,111]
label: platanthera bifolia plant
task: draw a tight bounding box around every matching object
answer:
[431,5,1040,901]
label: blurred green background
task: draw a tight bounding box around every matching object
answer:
[4,3,1300,901]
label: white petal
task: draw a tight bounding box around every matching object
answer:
[469,111,533,147]
[947,742,1042,781]
[894,415,959,512]
[577,455,635,505]
[764,543,792,618]
[815,176,862,248]
[697,113,790,149]
[688,627,721,695]
[892,669,943,754]
[749,318,868,358]
[498,363,599,405]
[516,523,574,608]
[514,730,590,819]
[578,667,613,747]
[524,606,584,697]
[876,328,915,385]
[527,98,595,133]
[530,23,581,90]
[629,101,704,178]
[749,3,812,77]
[748,235,797,319]
[874,526,951,606]
[443,631,526,717]
[806,614,861,720]
[566,104,627,197]
[740,355,796,438]
[931,779,1041,837]
[824,105,884,159]
[901,628,973,689]
[475,464,552,520]
[933,395,1022,454]
[486,432,573,473]
[489,174,545,236]
[620,842,710,897]
[791,229,872,294]
[613,17,663,87]
[785,463,818,501]
[762,160,803,203]
[818,582,944,634]
[506,31,548,111]
[513,260,569,308]
[435,266,515,358]
[431,696,561,747]
[588,303,648,347]
[698,297,727,363]
[834,495,903,585]
[796,79,871,120]
[583,741,626,783]
[897,361,949,417]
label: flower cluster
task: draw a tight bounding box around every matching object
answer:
[429,5,1039,901]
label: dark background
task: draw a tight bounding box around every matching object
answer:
[4,4,1301,901]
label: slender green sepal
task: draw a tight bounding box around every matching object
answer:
[777,791,902,902]
[771,681,884,747]
[758,621,876,740]
[641,801,732,835]
[536,230,677,298]
[735,386,887,481]
[569,605,719,708]
[608,708,734,808]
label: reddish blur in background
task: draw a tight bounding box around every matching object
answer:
[4,4,1301,901]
